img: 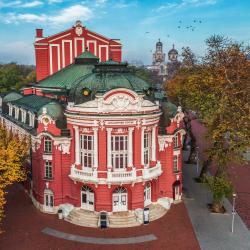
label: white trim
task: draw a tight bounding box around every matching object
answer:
[73,126,80,165]
[107,128,112,169]
[35,48,48,50]
[151,125,156,161]
[74,38,85,58]
[141,127,145,166]
[87,32,109,44]
[86,40,97,56]
[128,127,134,167]
[93,128,98,168]
[49,44,61,75]
[98,45,109,61]
[62,40,73,68]
[49,32,71,42]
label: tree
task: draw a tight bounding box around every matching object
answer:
[0,124,29,232]
[0,63,36,92]
[166,35,250,211]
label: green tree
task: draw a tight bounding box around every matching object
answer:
[0,124,29,232]
[166,35,250,211]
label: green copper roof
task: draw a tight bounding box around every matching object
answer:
[3,92,23,102]
[37,101,64,120]
[76,51,98,59]
[11,95,52,112]
[69,60,152,104]
[37,64,95,89]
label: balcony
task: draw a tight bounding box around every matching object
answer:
[107,168,137,183]
[143,161,162,180]
[69,165,99,183]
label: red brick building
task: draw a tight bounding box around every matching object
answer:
[0,21,185,227]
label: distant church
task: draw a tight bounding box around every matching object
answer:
[147,39,181,85]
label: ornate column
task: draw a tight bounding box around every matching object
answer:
[93,127,98,169]
[106,128,113,169]
[151,125,156,161]
[128,127,134,167]
[73,126,80,165]
[141,126,145,166]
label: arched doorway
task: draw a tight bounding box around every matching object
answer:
[173,180,181,200]
[112,187,128,212]
[81,186,94,211]
[144,182,151,207]
[44,189,54,212]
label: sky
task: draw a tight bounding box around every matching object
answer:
[0,0,250,65]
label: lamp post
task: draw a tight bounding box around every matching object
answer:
[231,193,237,233]
[196,146,199,174]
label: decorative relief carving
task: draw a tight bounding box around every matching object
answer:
[158,136,172,151]
[54,141,71,154]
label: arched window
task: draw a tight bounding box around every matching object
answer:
[44,136,52,154]
[113,186,127,193]
[81,185,94,193]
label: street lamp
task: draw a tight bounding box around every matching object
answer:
[196,146,199,174]
[231,193,237,233]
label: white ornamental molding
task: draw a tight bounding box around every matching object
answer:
[80,127,91,133]
[38,109,55,131]
[54,140,71,154]
[31,137,42,152]
[75,20,83,36]
[158,136,172,151]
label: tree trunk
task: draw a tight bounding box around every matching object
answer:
[198,157,212,182]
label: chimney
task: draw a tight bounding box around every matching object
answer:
[36,28,43,38]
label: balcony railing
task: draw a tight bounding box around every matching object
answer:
[143,161,162,180]
[69,162,162,184]
[69,165,98,183]
[107,168,137,183]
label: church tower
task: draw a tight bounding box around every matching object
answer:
[153,39,165,65]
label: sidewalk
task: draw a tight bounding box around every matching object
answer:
[183,150,250,250]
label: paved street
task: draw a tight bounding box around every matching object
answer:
[183,119,250,250]
[0,184,199,250]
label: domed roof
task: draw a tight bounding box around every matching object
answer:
[69,60,152,104]
[156,39,162,46]
[168,44,178,55]
[3,92,23,102]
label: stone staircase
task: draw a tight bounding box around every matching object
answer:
[65,209,99,228]
[149,203,168,221]
[109,211,141,228]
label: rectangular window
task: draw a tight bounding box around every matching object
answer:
[80,135,94,168]
[173,134,179,148]
[45,161,53,179]
[44,137,52,154]
[173,155,178,172]
[111,135,128,170]
[144,132,151,166]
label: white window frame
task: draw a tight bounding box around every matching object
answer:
[14,107,19,119]
[111,135,128,171]
[144,132,151,166]
[44,136,52,154]
[45,161,53,179]
[80,134,94,169]
[173,155,178,172]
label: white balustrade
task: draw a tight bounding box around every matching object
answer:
[143,161,162,180]
[69,165,98,182]
[107,168,137,183]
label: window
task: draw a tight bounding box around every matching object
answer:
[45,161,53,179]
[173,134,179,148]
[173,155,178,172]
[80,135,94,168]
[44,136,52,154]
[144,132,151,166]
[111,135,128,170]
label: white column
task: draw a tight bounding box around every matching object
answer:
[107,128,112,169]
[93,127,98,169]
[141,127,145,166]
[128,127,134,167]
[151,125,156,161]
[73,126,80,165]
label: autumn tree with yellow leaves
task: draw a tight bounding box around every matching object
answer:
[166,35,250,212]
[0,124,29,232]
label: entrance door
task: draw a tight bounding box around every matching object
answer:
[81,186,94,211]
[113,187,128,212]
[44,191,54,213]
[144,183,151,207]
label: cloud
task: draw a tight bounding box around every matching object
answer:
[3,4,93,25]
[0,0,43,8]
[155,0,217,12]
[48,0,63,4]
[114,1,137,9]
